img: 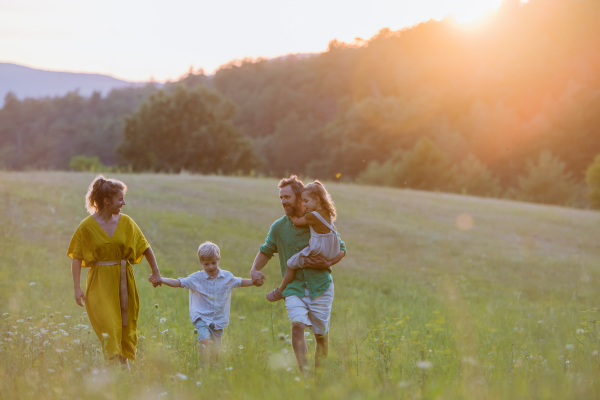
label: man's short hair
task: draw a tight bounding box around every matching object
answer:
[198,241,220,262]
[278,175,304,199]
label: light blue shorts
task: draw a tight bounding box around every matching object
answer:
[194,319,224,345]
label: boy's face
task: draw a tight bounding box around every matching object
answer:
[200,257,220,277]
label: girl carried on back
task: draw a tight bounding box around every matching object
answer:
[266,181,340,302]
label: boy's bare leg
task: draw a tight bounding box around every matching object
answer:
[291,321,309,371]
[314,333,329,370]
[198,338,210,369]
[210,340,220,368]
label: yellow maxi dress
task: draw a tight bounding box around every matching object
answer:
[67,214,150,360]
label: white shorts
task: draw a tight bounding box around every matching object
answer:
[285,284,334,335]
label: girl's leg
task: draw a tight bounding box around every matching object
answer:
[266,267,297,302]
[277,267,296,292]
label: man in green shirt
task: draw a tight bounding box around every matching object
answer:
[250,175,346,372]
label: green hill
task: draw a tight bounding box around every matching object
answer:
[1,172,599,399]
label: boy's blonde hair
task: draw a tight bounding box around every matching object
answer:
[303,180,336,221]
[198,241,220,262]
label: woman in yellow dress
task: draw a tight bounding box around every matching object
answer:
[68,175,162,367]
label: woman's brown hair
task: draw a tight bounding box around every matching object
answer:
[302,180,336,221]
[85,175,127,214]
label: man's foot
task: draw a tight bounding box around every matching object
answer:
[266,288,283,302]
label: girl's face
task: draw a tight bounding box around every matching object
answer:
[105,190,126,215]
[301,192,320,212]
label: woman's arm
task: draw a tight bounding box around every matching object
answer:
[144,247,162,287]
[71,258,85,307]
[289,216,309,226]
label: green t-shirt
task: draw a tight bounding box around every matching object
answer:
[259,215,347,299]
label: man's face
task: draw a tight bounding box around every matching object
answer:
[279,185,301,217]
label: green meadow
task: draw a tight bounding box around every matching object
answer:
[1,172,600,400]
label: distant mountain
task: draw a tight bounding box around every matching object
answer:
[0,63,153,107]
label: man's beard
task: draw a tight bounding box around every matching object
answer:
[283,199,301,217]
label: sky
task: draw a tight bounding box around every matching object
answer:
[0,0,502,82]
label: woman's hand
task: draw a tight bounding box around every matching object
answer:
[74,288,86,307]
[148,271,162,287]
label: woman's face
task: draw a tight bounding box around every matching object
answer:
[105,190,126,215]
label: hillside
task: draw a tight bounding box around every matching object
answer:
[1,172,599,399]
[0,62,151,106]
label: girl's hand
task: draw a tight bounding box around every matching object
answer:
[74,288,86,307]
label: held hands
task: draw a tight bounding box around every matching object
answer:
[251,269,266,287]
[74,288,86,307]
[148,272,162,288]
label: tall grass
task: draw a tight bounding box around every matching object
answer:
[1,172,599,399]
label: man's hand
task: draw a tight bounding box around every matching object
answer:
[303,255,331,269]
[74,288,86,307]
[251,269,266,287]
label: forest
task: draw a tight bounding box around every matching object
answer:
[1,0,599,206]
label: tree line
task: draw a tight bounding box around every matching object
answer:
[1,0,600,208]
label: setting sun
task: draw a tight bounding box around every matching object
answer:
[450,0,503,23]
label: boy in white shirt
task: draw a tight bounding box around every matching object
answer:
[158,241,256,367]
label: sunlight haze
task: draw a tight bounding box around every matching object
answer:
[0,0,502,82]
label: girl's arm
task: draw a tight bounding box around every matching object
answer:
[289,216,309,226]
[161,277,182,287]
[240,279,256,287]
[71,258,85,307]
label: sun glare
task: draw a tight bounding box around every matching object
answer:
[450,0,503,24]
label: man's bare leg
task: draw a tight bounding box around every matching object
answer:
[314,333,329,370]
[291,321,309,371]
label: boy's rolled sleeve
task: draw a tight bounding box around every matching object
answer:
[259,223,278,258]
[232,277,243,289]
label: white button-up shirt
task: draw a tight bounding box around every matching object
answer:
[179,269,242,330]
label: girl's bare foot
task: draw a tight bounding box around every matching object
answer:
[266,288,283,302]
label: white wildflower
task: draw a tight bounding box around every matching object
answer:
[196,381,201,386]
[159,317,167,324]
[577,329,585,334]
[225,367,233,371]
[295,377,300,381]
[416,361,433,369]
[566,344,574,350]
[29,282,36,286]
[238,345,243,350]
[175,373,187,380]
[238,316,246,320]
[102,333,109,339]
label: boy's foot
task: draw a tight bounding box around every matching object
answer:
[266,289,283,302]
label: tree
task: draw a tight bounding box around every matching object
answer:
[69,155,107,172]
[117,85,261,174]
[357,137,454,191]
[452,154,502,197]
[585,154,600,209]
[509,150,578,205]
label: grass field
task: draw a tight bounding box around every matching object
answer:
[1,172,600,400]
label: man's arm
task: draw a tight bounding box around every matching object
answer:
[250,252,270,286]
[303,250,345,270]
